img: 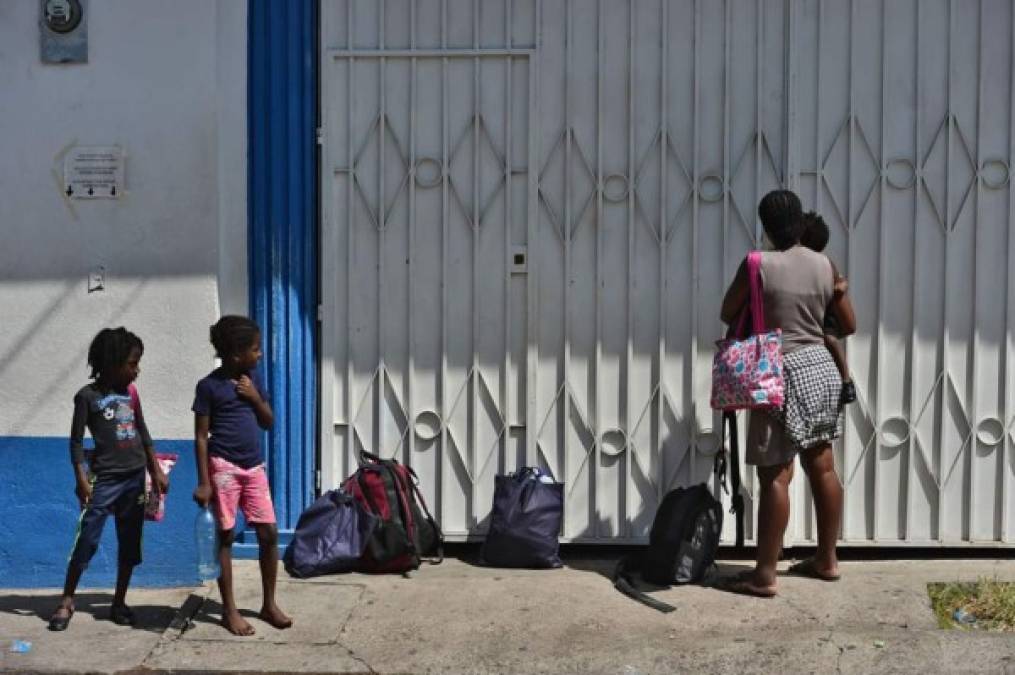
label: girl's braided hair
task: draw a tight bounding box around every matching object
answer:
[210,315,261,359]
[758,189,804,251]
[87,327,143,379]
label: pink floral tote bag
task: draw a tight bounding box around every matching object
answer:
[710,251,784,411]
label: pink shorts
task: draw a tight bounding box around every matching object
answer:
[209,455,276,531]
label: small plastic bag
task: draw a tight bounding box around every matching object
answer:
[145,453,178,521]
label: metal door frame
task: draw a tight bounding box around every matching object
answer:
[319,48,538,519]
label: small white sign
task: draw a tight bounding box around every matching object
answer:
[64,145,123,199]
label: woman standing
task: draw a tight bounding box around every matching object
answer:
[718,190,856,597]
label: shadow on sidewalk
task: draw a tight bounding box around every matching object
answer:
[0,592,180,633]
[566,556,756,596]
[566,557,755,579]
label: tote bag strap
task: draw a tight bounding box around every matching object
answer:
[746,251,766,335]
[732,251,766,337]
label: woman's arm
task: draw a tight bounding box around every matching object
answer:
[828,259,857,336]
[720,258,749,325]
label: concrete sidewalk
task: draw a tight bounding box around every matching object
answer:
[1,557,1013,674]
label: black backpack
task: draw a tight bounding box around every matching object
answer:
[613,411,745,612]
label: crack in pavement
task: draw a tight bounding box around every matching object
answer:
[138,581,375,673]
[828,629,846,675]
[139,586,211,669]
[780,594,824,626]
[332,643,378,675]
[330,584,375,674]
[780,594,854,675]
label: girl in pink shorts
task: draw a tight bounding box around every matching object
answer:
[192,316,291,636]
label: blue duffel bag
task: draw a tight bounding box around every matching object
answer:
[481,467,563,568]
[283,489,379,578]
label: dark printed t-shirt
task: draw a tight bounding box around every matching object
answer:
[70,382,152,475]
[192,368,268,469]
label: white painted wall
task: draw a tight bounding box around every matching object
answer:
[0,0,247,439]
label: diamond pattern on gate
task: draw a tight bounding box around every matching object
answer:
[817,115,881,231]
[534,379,728,498]
[815,112,981,499]
[534,380,590,493]
[347,363,507,487]
[795,113,979,233]
[630,129,694,244]
[842,382,883,489]
[537,127,597,241]
[349,366,411,460]
[444,367,506,485]
[341,106,513,477]
[911,372,973,489]
[534,122,799,247]
[841,370,975,493]
[726,130,785,244]
[340,113,413,232]
[448,114,512,230]
[920,114,978,232]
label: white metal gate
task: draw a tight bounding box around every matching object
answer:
[321,0,1015,546]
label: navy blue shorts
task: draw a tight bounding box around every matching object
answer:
[68,468,146,571]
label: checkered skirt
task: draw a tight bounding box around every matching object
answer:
[769,344,843,449]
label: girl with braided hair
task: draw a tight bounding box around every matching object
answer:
[50,327,168,630]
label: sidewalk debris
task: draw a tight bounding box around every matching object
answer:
[952,608,977,625]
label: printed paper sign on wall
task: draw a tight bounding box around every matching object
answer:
[63,145,123,199]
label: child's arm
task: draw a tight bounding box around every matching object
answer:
[132,387,168,495]
[823,310,843,338]
[235,375,274,429]
[828,259,857,336]
[69,391,92,508]
[192,414,213,506]
[143,445,169,495]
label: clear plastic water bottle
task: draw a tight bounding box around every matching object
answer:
[195,507,220,580]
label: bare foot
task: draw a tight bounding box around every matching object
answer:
[220,610,256,636]
[258,604,293,629]
[716,570,778,598]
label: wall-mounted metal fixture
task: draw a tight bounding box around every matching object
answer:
[40,0,87,64]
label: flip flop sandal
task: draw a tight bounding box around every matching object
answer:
[48,607,74,631]
[787,558,840,582]
[715,571,777,598]
[110,604,136,626]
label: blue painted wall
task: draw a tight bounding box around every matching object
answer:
[248,0,319,532]
[0,437,199,588]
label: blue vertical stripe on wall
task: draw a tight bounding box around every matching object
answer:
[248,0,318,532]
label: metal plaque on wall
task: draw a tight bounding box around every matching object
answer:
[40,0,87,64]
